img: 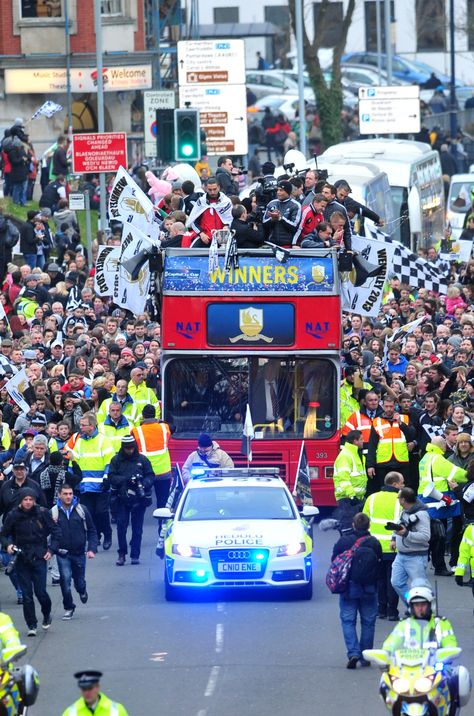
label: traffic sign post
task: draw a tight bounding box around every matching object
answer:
[143,90,175,157]
[69,192,92,261]
[358,86,420,135]
[177,39,247,157]
[72,132,127,173]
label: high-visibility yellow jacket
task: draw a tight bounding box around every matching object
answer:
[61,693,129,716]
[132,421,171,477]
[0,612,23,663]
[333,442,367,500]
[96,396,138,428]
[98,416,132,454]
[363,488,401,553]
[127,381,160,420]
[0,423,11,450]
[454,523,474,578]
[383,616,457,652]
[16,297,38,320]
[418,443,467,494]
[71,430,115,493]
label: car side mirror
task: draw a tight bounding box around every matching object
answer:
[153,508,173,520]
[302,505,319,518]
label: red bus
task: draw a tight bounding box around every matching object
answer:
[159,247,341,505]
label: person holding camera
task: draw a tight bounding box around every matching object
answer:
[390,487,432,604]
[51,484,98,621]
[109,435,154,566]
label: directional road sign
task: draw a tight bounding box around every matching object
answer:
[177,40,245,86]
[358,85,420,135]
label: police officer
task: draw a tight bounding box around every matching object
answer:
[363,472,404,621]
[109,436,154,566]
[61,670,129,716]
[333,430,367,532]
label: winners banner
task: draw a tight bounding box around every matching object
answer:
[341,235,395,317]
[94,246,120,297]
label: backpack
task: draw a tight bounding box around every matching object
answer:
[51,503,87,531]
[326,536,371,594]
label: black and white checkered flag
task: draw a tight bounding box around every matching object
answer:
[31,101,63,120]
[422,423,445,440]
[365,224,449,294]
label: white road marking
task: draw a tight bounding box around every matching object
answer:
[217,602,225,612]
[204,666,220,697]
[196,710,207,716]
[149,652,167,662]
[215,623,224,653]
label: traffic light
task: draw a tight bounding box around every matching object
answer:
[174,108,200,161]
[156,109,175,163]
[200,127,207,157]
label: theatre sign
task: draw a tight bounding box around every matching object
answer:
[5,65,152,94]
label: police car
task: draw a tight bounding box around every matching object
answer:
[154,468,318,601]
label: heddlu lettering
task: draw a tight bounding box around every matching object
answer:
[176,321,201,339]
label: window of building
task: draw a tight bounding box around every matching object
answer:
[416,0,446,51]
[312,2,344,47]
[364,1,394,52]
[101,0,124,15]
[213,7,239,23]
[264,6,291,67]
[20,0,62,18]
[468,0,474,51]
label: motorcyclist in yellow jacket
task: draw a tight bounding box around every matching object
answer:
[0,611,25,663]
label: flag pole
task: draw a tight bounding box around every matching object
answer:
[247,434,250,469]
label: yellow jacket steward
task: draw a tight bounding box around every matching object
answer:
[0,612,24,663]
[132,421,171,477]
[367,417,409,468]
[71,429,115,494]
[342,411,373,447]
[454,523,474,578]
[127,381,160,420]
[383,615,457,652]
[333,442,367,500]
[418,443,467,494]
[98,416,132,454]
[97,396,139,428]
[363,488,401,553]
[61,693,129,716]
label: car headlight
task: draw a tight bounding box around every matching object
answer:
[414,676,434,694]
[391,678,410,695]
[172,544,201,558]
[277,542,306,557]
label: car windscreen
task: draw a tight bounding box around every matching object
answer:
[179,486,296,521]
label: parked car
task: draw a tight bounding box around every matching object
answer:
[342,52,463,88]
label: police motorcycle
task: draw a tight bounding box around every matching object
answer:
[362,646,471,716]
[0,645,39,715]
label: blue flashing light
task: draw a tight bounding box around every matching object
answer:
[305,558,312,567]
[434,662,444,672]
[255,553,265,561]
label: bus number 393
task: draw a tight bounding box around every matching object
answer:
[315,452,328,459]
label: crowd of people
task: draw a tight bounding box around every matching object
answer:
[0,131,473,710]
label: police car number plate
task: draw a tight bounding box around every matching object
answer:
[218,563,260,572]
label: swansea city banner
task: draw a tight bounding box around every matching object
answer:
[5,368,32,413]
[113,225,154,314]
[109,166,155,235]
[341,235,395,317]
[94,246,120,297]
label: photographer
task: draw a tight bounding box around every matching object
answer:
[109,435,154,566]
[253,161,277,220]
[390,487,431,603]
[231,204,264,248]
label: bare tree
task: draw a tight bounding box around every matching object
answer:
[288,0,356,148]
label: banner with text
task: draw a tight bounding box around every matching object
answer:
[341,235,395,317]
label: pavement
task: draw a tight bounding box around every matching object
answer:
[1,514,473,715]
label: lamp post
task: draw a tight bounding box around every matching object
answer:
[94,0,107,231]
[449,0,457,140]
[64,0,73,139]
[295,0,307,156]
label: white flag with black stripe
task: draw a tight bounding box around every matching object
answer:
[31,101,63,120]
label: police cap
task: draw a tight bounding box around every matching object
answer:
[74,670,103,689]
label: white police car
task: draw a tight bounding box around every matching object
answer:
[154,468,318,601]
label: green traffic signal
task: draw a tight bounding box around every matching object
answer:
[174,109,200,161]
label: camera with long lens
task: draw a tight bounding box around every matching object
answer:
[128,475,146,500]
[384,514,419,531]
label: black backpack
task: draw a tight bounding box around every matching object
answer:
[350,538,379,585]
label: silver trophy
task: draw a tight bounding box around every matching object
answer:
[211,228,235,246]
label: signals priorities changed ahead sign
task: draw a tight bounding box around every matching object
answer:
[72,132,127,173]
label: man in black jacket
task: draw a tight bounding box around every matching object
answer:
[19,210,40,269]
[262,180,302,246]
[109,436,154,566]
[0,460,47,520]
[1,487,60,636]
[52,483,98,621]
[231,205,264,248]
[332,512,382,669]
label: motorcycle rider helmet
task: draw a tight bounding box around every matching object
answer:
[407,586,435,618]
